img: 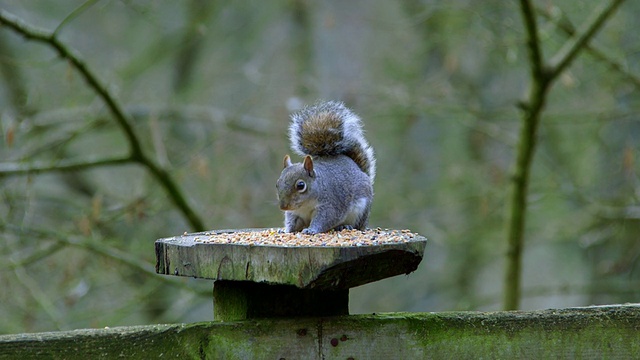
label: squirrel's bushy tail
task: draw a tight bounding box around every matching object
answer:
[289,101,376,183]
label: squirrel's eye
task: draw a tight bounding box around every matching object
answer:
[295,180,307,192]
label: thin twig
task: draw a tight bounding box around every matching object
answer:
[0,33,34,117]
[53,0,101,36]
[0,9,206,231]
[0,11,142,158]
[65,237,210,296]
[1,224,211,296]
[10,261,64,330]
[3,242,66,270]
[0,155,131,176]
[547,0,627,81]
[539,5,640,89]
[2,224,65,330]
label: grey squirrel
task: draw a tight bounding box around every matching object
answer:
[276,101,376,234]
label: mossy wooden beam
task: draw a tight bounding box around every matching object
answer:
[1,305,639,359]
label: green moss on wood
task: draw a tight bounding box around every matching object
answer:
[1,305,639,359]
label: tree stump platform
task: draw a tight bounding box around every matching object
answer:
[155,228,427,321]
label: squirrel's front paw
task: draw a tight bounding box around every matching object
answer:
[301,228,317,235]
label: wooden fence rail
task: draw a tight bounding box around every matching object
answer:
[1,304,639,359]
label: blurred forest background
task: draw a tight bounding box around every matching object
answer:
[1,1,639,334]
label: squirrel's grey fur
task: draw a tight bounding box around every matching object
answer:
[288,101,376,183]
[276,101,376,234]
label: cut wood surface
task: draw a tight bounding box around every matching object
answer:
[155,228,427,289]
[1,305,639,359]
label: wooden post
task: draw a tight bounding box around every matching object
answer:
[213,281,349,320]
[155,228,427,321]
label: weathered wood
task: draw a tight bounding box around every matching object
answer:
[155,229,427,289]
[213,280,348,321]
[1,305,639,359]
[155,228,426,320]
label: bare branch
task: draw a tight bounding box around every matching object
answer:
[548,0,627,80]
[0,9,206,231]
[10,261,64,330]
[0,33,34,117]
[0,10,142,157]
[505,1,550,311]
[53,0,101,36]
[1,224,211,296]
[62,236,209,295]
[0,155,131,176]
[504,0,627,311]
[3,242,65,271]
[539,5,640,89]
[517,0,547,82]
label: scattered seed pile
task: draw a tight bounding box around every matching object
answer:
[189,228,420,247]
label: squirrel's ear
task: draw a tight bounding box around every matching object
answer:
[303,155,314,176]
[283,155,293,169]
